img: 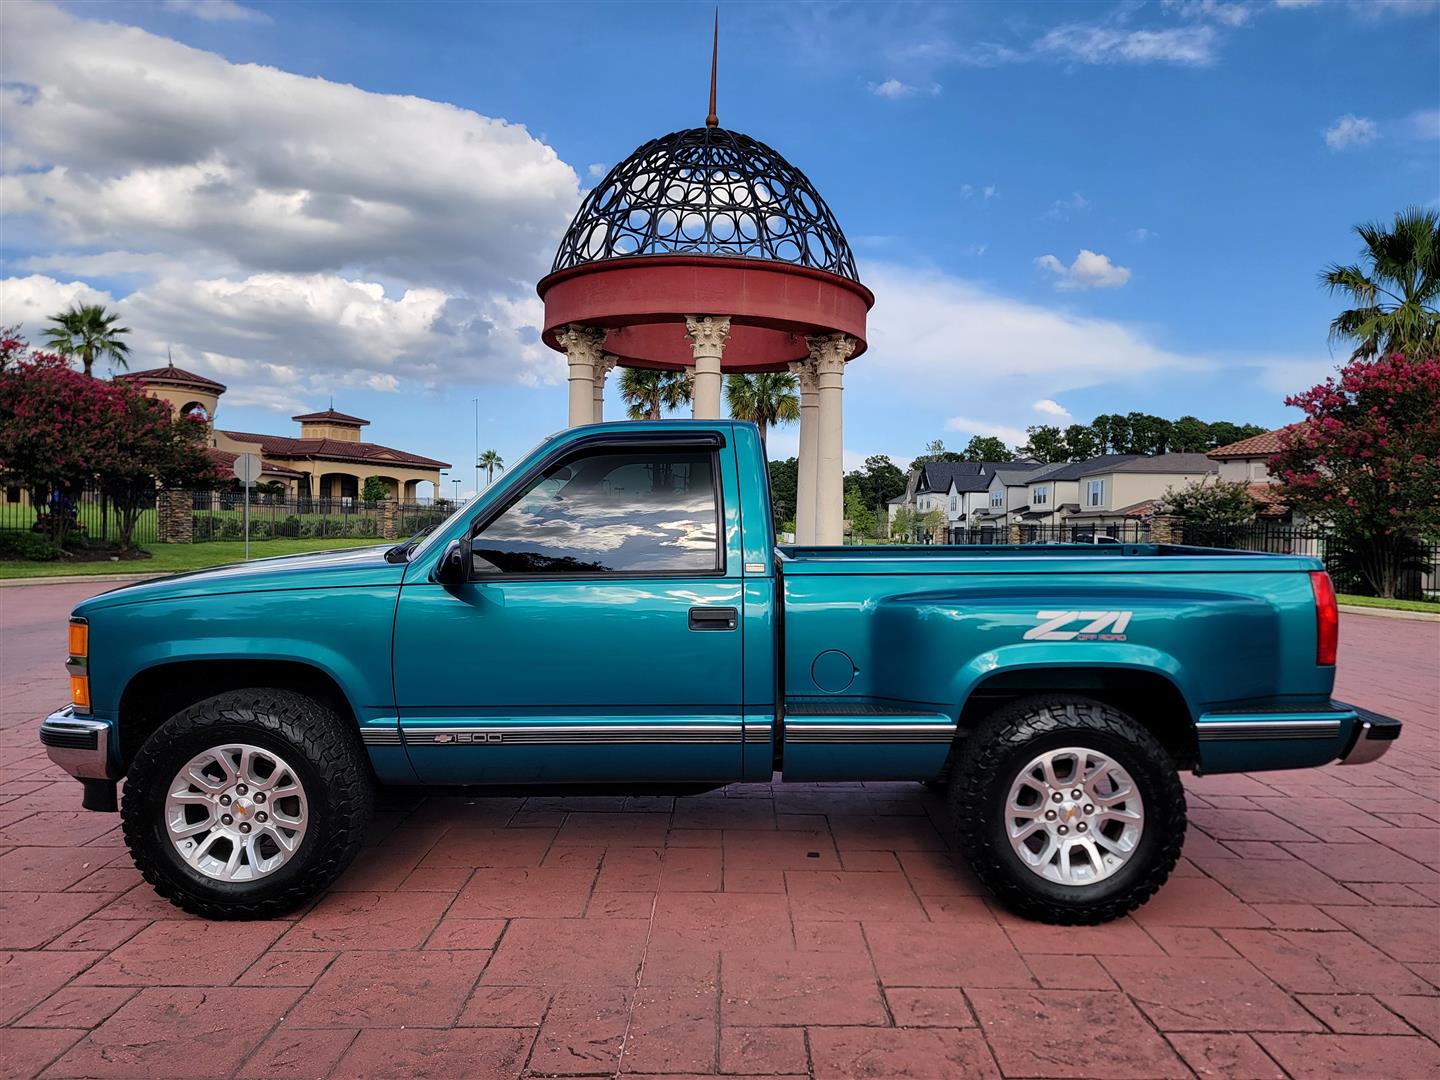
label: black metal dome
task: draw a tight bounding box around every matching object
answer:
[551,127,859,281]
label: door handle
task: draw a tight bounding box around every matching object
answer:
[688,606,738,631]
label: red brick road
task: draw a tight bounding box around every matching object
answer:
[1,582,1437,1079]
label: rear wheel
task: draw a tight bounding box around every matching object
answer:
[122,688,373,919]
[950,695,1185,924]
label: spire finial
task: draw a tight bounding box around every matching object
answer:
[329,393,334,411]
[705,8,719,128]
[167,345,174,370]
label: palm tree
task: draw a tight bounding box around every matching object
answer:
[618,367,692,420]
[42,304,132,377]
[1322,206,1440,360]
[725,372,799,454]
[478,449,504,486]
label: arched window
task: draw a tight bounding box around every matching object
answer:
[180,401,210,422]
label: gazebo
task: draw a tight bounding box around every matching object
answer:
[536,67,873,545]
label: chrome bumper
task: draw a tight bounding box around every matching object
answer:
[39,707,111,780]
[1337,702,1403,766]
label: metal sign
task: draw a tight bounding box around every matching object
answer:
[232,453,262,485]
[231,453,262,560]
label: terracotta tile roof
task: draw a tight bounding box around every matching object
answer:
[219,430,449,469]
[1209,428,1290,459]
[1247,482,1290,518]
[207,447,306,479]
[292,408,369,426]
[114,365,227,392]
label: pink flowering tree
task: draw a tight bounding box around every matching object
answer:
[0,340,218,550]
[1274,353,1440,597]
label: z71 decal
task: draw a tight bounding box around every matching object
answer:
[1023,610,1133,642]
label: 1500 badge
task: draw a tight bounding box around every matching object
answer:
[1024,610,1133,642]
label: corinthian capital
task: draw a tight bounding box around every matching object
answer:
[596,353,619,379]
[684,315,732,356]
[805,333,857,376]
[787,358,819,396]
[557,324,608,364]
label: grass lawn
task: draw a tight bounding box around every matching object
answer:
[0,537,385,580]
[1336,593,1440,614]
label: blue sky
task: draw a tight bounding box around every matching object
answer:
[2,0,1437,495]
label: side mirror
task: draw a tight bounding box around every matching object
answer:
[434,538,468,585]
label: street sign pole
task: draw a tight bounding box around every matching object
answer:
[232,453,263,561]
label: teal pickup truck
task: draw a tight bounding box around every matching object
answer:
[42,420,1400,923]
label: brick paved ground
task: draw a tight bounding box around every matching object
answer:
[1,581,1436,1079]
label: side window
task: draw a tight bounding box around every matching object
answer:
[471,445,721,575]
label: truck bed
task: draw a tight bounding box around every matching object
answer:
[776,543,1322,575]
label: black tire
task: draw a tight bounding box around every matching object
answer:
[950,695,1185,925]
[121,688,374,920]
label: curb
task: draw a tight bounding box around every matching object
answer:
[1338,604,1440,623]
[0,572,167,589]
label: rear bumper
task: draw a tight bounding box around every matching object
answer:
[1195,699,1401,774]
[39,707,111,780]
[1336,701,1403,766]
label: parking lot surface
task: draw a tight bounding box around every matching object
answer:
[1,581,1437,1079]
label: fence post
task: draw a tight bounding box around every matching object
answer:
[381,497,399,540]
[156,489,192,544]
[1150,514,1183,545]
[1006,523,1024,545]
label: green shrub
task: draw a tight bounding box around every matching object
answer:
[0,531,62,561]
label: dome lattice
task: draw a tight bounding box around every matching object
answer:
[552,127,859,281]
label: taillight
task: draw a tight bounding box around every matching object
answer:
[67,617,90,712]
[1310,571,1338,666]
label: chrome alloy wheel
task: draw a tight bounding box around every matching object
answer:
[163,743,309,882]
[1004,746,1145,887]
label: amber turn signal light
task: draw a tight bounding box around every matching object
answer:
[70,675,91,710]
[68,619,88,658]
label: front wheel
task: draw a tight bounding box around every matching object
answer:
[950,695,1186,925]
[121,688,373,919]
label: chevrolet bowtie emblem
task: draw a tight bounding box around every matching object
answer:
[434,733,455,744]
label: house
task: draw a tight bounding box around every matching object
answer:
[1015,455,1144,527]
[1063,453,1220,529]
[1208,428,1293,519]
[889,460,1041,538]
[972,464,1050,536]
[113,363,449,502]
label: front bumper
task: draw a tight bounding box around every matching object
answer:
[1337,701,1403,766]
[39,706,111,780]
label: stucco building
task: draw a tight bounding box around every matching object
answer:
[114,363,448,502]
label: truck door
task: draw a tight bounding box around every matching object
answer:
[392,433,745,783]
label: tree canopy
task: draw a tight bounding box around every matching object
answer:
[1322,206,1440,361]
[42,304,132,377]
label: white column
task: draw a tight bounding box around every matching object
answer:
[788,358,820,544]
[685,315,730,420]
[807,333,857,546]
[593,354,617,423]
[558,325,607,428]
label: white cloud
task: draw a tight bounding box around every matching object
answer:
[983,185,998,200]
[1408,109,1440,141]
[1324,114,1379,150]
[0,3,583,404]
[859,263,1198,400]
[944,416,1030,446]
[161,0,271,23]
[0,274,116,335]
[1044,192,1091,221]
[1035,25,1218,66]
[1,4,580,293]
[960,184,974,198]
[869,78,941,99]
[1034,250,1132,291]
[1033,398,1071,418]
[1273,1,1320,8]
[587,163,608,178]
[1131,227,1157,243]
[1162,0,1254,26]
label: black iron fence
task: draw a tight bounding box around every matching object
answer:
[1,487,452,547]
[942,522,1154,545]
[1179,524,1438,600]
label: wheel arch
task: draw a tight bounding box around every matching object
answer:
[957,664,1198,769]
[116,659,359,771]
